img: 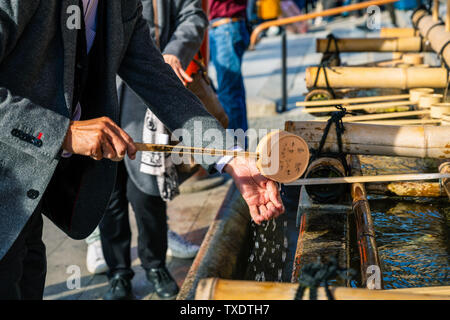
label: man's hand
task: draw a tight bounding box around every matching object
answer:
[62,117,137,161]
[163,54,193,85]
[224,156,285,224]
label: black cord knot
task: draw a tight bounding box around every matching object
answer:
[294,256,356,300]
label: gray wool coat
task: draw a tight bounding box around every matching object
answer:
[0,0,225,260]
[119,0,208,196]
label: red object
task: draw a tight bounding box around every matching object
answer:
[37,133,43,140]
[209,0,247,21]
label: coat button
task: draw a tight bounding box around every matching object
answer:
[27,189,40,200]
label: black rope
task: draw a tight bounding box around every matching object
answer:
[313,34,342,99]
[419,34,425,52]
[312,63,336,99]
[310,105,354,176]
[324,33,340,57]
[320,33,341,67]
[437,39,450,71]
[412,5,430,29]
[294,256,355,300]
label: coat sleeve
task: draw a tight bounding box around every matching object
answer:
[162,0,208,69]
[118,3,228,172]
[0,0,70,163]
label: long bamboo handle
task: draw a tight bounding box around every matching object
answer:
[135,143,258,158]
[302,101,414,113]
[359,119,442,125]
[287,173,450,186]
[296,94,410,107]
[249,0,400,49]
[315,110,430,122]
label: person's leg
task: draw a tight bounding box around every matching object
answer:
[209,20,250,132]
[127,181,167,270]
[126,179,178,299]
[0,207,46,300]
[19,212,47,300]
[99,162,134,279]
[0,227,27,299]
[99,162,134,300]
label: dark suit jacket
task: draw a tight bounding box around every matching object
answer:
[0,0,225,260]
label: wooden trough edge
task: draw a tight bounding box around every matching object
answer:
[195,278,450,300]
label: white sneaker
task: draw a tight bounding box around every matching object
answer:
[86,240,108,274]
[167,230,200,259]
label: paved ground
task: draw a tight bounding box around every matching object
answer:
[43,9,414,300]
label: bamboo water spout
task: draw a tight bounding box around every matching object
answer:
[349,155,383,290]
[305,67,448,89]
[284,121,450,159]
[316,37,428,53]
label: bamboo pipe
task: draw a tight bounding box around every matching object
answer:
[349,155,383,290]
[316,37,428,53]
[304,157,347,203]
[315,110,430,122]
[380,28,418,37]
[439,162,450,200]
[249,0,400,49]
[284,121,450,159]
[302,101,414,113]
[296,94,410,107]
[366,181,446,197]
[195,278,450,300]
[305,67,448,89]
[415,14,450,70]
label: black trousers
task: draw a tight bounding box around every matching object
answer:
[99,162,167,280]
[0,207,46,300]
